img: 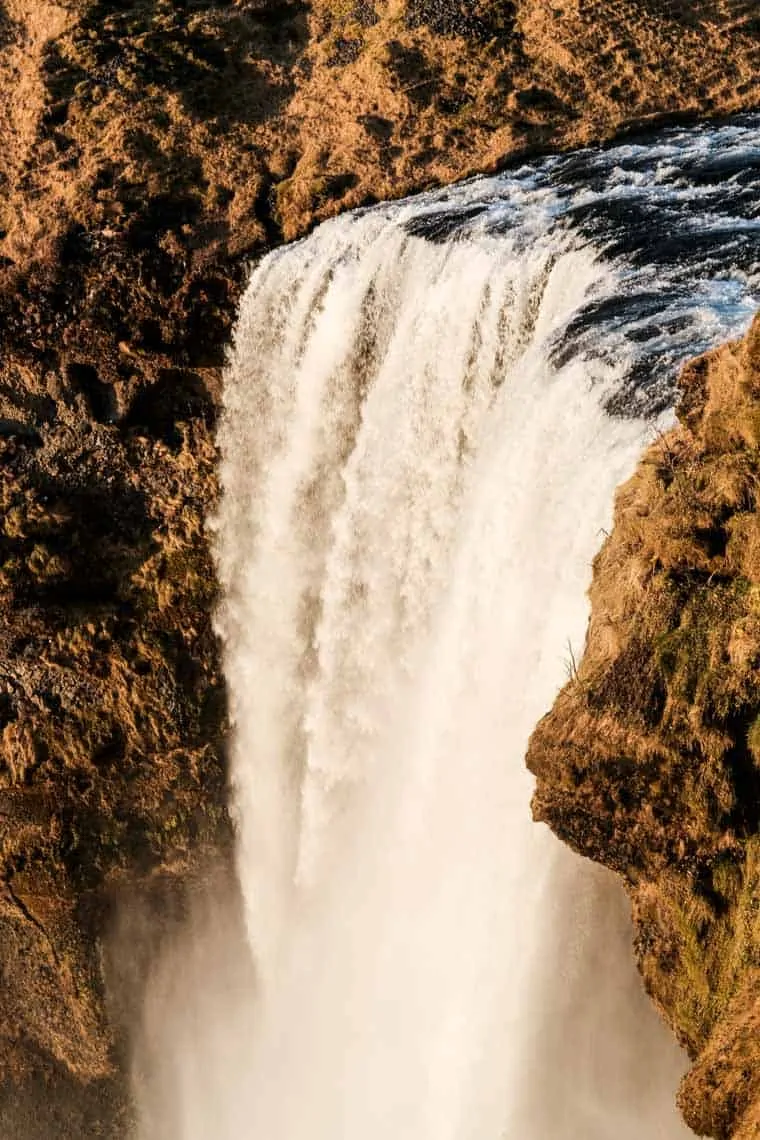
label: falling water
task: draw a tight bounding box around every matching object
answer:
[135,117,760,1139]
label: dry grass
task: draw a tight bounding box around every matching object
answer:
[529,315,760,1137]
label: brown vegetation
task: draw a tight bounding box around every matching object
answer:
[529,316,760,1139]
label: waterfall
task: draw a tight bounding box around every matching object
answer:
[134,117,760,1139]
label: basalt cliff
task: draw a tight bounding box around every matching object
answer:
[0,0,758,1136]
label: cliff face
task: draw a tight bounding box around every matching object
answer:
[0,0,759,1134]
[529,315,760,1140]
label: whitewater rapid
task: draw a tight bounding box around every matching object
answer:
[134,117,760,1139]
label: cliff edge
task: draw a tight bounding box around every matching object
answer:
[529,315,760,1140]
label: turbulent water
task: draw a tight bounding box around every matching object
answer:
[135,117,760,1139]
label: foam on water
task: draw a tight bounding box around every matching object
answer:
[134,116,760,1140]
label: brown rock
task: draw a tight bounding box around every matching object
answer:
[529,314,760,1138]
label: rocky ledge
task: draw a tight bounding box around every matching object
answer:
[529,315,760,1140]
[0,0,759,1135]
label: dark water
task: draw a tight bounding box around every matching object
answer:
[400,115,760,415]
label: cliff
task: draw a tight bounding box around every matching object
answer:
[0,0,758,1134]
[529,315,760,1140]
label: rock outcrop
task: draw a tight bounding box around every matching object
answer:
[529,315,760,1140]
[0,0,758,1134]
